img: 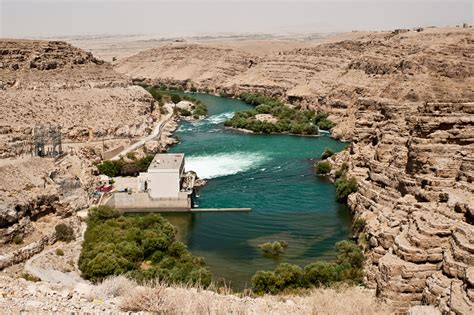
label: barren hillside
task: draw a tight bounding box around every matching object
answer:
[0,39,159,158]
[115,27,474,313]
[0,40,162,274]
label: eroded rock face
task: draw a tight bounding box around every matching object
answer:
[346,99,473,312]
[115,27,474,312]
[0,39,159,158]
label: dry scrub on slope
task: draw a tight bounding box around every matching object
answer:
[89,276,393,315]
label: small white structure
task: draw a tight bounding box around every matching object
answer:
[138,153,185,199]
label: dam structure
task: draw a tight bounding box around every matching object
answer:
[106,153,250,213]
[107,153,194,211]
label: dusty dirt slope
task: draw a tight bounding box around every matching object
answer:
[0,39,159,158]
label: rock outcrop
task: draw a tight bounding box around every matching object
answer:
[115,27,474,312]
[0,39,160,158]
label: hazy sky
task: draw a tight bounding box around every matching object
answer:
[1,0,472,38]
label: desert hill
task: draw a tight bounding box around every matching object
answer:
[0,39,159,159]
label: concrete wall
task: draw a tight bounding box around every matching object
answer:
[102,145,124,160]
[140,171,180,198]
[108,192,191,211]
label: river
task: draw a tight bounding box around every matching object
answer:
[165,93,351,289]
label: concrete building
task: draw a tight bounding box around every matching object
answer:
[138,153,185,198]
[107,153,194,211]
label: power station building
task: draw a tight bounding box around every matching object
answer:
[108,153,194,211]
[138,153,185,198]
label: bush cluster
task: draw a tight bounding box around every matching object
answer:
[259,240,288,256]
[251,241,364,294]
[143,85,208,119]
[224,93,319,135]
[315,160,331,174]
[55,223,75,243]
[79,206,211,286]
[97,155,155,178]
[335,163,349,179]
[320,148,334,160]
[335,176,358,202]
[314,112,335,130]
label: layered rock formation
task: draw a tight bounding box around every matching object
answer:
[0,40,160,266]
[115,27,474,312]
[0,39,159,158]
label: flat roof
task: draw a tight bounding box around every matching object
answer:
[148,153,184,171]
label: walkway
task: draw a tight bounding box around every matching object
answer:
[110,104,174,160]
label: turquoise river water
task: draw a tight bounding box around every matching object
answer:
[165,94,351,289]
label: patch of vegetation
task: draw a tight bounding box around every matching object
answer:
[13,234,23,245]
[142,84,208,118]
[251,240,364,294]
[20,272,41,282]
[97,155,155,177]
[126,152,137,160]
[224,93,318,135]
[314,112,335,130]
[315,160,331,174]
[55,223,75,243]
[321,148,334,160]
[335,176,358,203]
[170,93,182,104]
[335,163,349,179]
[56,248,65,256]
[79,206,211,286]
[259,240,288,256]
[352,218,366,235]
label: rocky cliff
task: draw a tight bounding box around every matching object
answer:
[0,39,159,158]
[115,27,474,312]
[0,40,161,268]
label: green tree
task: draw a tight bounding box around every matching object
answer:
[170,94,182,104]
[335,176,358,202]
[55,223,75,242]
[321,148,334,160]
[315,161,331,174]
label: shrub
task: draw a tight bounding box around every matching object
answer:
[259,241,288,256]
[193,104,208,117]
[304,261,338,286]
[321,148,334,160]
[352,218,366,235]
[55,223,75,243]
[79,207,211,286]
[336,240,364,269]
[273,263,305,290]
[20,272,41,282]
[126,152,137,160]
[315,161,331,174]
[120,163,143,177]
[13,234,23,245]
[335,176,358,202]
[335,163,348,179]
[251,241,364,294]
[170,94,182,104]
[96,160,122,177]
[251,271,277,294]
[314,112,335,130]
[56,248,65,256]
[317,118,335,130]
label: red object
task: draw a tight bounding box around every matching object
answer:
[96,185,113,192]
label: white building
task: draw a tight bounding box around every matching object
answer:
[138,153,185,199]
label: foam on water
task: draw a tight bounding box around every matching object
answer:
[185,152,268,179]
[205,112,234,125]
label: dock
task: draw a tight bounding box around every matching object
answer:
[190,208,251,213]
